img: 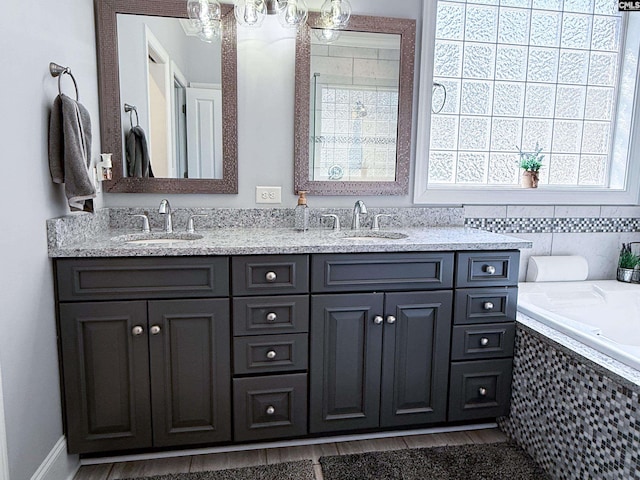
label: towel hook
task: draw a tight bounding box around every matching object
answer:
[124,103,139,129]
[49,62,79,101]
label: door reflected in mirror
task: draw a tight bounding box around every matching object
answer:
[117,14,223,179]
[309,30,401,183]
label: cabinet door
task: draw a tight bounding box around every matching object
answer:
[380,292,453,427]
[148,299,231,447]
[59,301,151,454]
[310,293,384,433]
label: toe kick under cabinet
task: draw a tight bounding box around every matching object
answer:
[54,250,519,455]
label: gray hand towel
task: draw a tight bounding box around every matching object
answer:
[126,125,154,178]
[49,94,96,212]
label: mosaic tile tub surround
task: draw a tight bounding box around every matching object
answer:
[499,324,640,480]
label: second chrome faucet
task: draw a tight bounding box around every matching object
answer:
[351,200,368,230]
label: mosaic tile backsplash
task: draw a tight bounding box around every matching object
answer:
[500,326,640,480]
[465,216,640,234]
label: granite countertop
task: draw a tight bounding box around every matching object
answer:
[48,226,532,258]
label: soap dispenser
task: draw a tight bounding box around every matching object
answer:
[294,190,309,231]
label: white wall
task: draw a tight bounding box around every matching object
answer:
[0,0,101,478]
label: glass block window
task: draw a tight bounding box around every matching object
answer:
[429,0,624,187]
[310,84,399,182]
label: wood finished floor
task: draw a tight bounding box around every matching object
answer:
[73,428,507,480]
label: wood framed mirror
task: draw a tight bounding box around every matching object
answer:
[95,0,238,194]
[294,13,416,196]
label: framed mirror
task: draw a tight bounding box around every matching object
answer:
[294,13,416,196]
[95,0,238,193]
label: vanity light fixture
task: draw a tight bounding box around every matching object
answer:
[187,0,222,42]
[234,0,308,29]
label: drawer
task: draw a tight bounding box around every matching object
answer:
[232,255,309,296]
[233,295,309,335]
[454,287,517,325]
[451,323,516,360]
[55,257,229,301]
[234,333,308,375]
[233,373,307,441]
[448,359,513,422]
[311,253,454,293]
[455,252,519,288]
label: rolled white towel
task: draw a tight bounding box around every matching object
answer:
[526,255,589,282]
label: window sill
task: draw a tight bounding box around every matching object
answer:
[413,186,640,206]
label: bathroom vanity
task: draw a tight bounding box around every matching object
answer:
[49,214,527,455]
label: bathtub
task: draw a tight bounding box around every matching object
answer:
[517,280,640,371]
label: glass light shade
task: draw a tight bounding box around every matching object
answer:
[276,0,308,29]
[187,0,221,29]
[187,0,222,42]
[314,27,342,43]
[197,19,222,42]
[234,0,267,27]
[319,0,351,29]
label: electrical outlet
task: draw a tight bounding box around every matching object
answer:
[256,186,282,204]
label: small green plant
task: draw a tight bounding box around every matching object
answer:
[618,243,640,269]
[517,143,544,172]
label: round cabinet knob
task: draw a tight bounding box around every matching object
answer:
[266,406,276,415]
[150,325,161,335]
[483,301,494,311]
[373,315,384,325]
[386,315,397,324]
[478,387,487,397]
[484,265,496,275]
[266,350,277,359]
[131,326,144,336]
[265,271,277,282]
[266,312,278,323]
[480,337,490,346]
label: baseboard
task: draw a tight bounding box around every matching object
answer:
[30,436,79,480]
[82,422,498,465]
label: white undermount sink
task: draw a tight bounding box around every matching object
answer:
[111,232,204,245]
[338,231,409,240]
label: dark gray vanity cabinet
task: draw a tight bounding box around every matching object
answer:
[231,255,310,442]
[56,257,232,454]
[448,251,519,422]
[309,253,454,433]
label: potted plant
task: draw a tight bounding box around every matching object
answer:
[517,143,544,188]
[617,242,640,283]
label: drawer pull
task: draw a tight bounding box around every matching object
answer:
[131,326,144,336]
[478,387,487,397]
[482,301,494,311]
[266,350,277,359]
[373,315,384,325]
[266,406,276,415]
[150,325,161,335]
[266,312,278,322]
[386,315,396,324]
[484,265,496,275]
[265,271,277,282]
[480,337,490,346]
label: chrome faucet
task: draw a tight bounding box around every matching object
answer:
[351,200,368,230]
[158,199,173,233]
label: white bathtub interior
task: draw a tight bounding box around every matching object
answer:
[518,280,640,371]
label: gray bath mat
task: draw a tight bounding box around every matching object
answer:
[320,442,550,479]
[121,460,315,480]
